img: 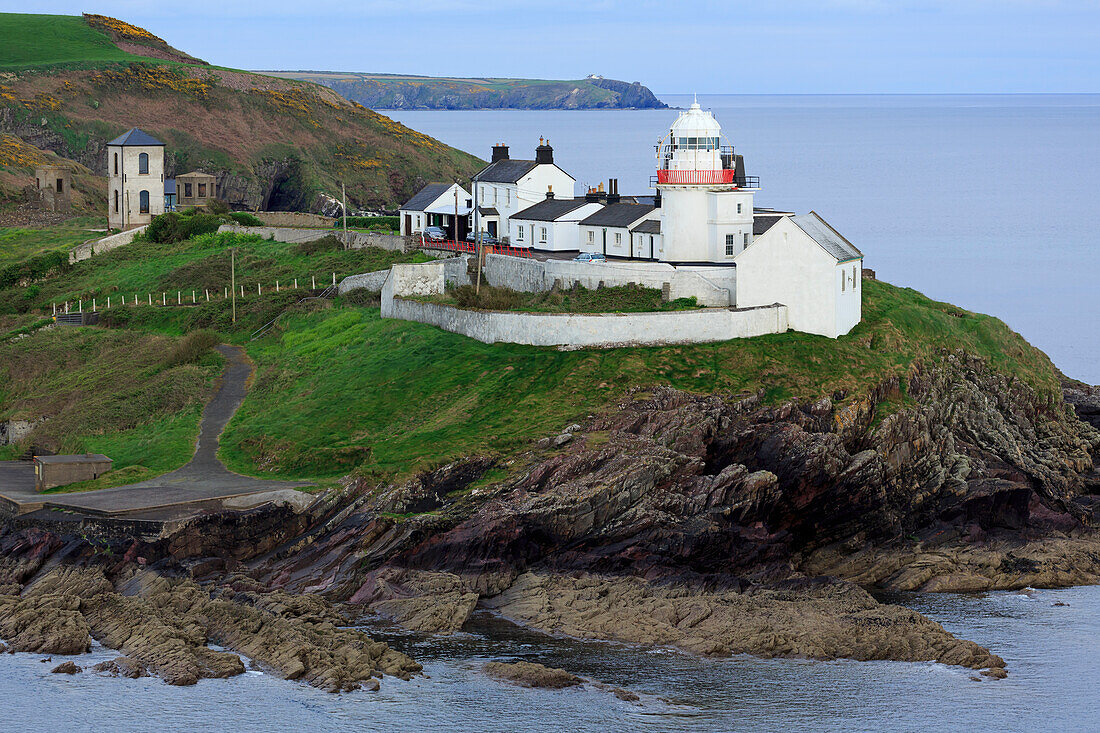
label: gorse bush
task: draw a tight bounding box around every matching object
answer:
[146,210,223,244]
[229,211,264,227]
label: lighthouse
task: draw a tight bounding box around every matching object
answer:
[656,100,758,263]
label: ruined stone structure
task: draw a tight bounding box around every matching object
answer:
[33,164,72,213]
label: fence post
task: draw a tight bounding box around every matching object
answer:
[294,278,297,289]
[312,275,316,289]
[240,285,244,298]
[148,294,152,306]
[224,286,228,299]
[332,272,336,286]
[107,297,110,309]
[205,289,209,302]
[258,283,262,295]
[276,280,279,292]
[162,293,166,306]
[52,303,56,315]
[192,290,195,304]
[79,300,82,313]
[177,290,181,305]
[64,302,68,314]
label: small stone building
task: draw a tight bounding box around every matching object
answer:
[175,171,217,209]
[34,164,72,213]
[34,454,113,492]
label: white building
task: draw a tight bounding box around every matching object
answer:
[107,128,165,230]
[473,140,575,240]
[735,212,863,338]
[508,197,602,251]
[577,200,659,258]
[398,182,472,239]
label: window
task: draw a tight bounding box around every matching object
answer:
[614,232,622,245]
[184,183,193,198]
[842,272,846,292]
[517,226,524,241]
[138,153,149,175]
[743,232,749,247]
[198,183,207,198]
[539,226,547,243]
[852,265,857,286]
[737,203,742,214]
[587,230,594,244]
[56,178,63,193]
[113,153,118,175]
[139,190,150,214]
[113,190,119,213]
[725,233,736,256]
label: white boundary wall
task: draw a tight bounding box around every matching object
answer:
[482,254,734,307]
[218,225,410,252]
[380,261,786,348]
[341,256,470,295]
[70,225,147,263]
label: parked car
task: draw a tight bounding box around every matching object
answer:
[574,252,607,263]
[466,231,498,245]
[423,226,447,242]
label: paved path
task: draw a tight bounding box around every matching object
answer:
[0,345,311,518]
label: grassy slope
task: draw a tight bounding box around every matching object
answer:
[0,14,144,70]
[0,327,222,485]
[0,232,428,317]
[218,278,1060,482]
[0,216,104,264]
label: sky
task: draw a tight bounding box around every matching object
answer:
[8,1,1100,93]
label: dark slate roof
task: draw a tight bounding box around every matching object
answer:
[579,203,656,228]
[400,183,451,212]
[107,128,164,147]
[630,219,661,234]
[476,159,537,183]
[753,214,784,236]
[477,206,499,216]
[791,212,863,261]
[164,178,176,195]
[511,198,591,222]
[36,454,111,464]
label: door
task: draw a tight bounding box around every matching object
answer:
[404,214,412,234]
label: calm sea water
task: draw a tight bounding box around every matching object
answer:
[2,586,1097,731]
[387,94,1100,384]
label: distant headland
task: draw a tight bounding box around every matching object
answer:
[259,71,669,110]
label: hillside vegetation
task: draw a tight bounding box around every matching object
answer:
[266,72,668,110]
[0,12,482,213]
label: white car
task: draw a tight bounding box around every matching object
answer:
[574,252,607,263]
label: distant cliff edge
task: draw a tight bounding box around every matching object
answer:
[260,72,669,110]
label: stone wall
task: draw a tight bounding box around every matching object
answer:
[339,256,469,296]
[254,211,336,228]
[70,225,147,264]
[380,261,785,348]
[482,254,734,307]
[217,224,410,253]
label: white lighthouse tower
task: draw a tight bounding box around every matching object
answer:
[656,100,758,263]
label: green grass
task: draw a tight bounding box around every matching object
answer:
[0,14,145,70]
[0,231,428,319]
[218,278,1060,482]
[0,216,106,265]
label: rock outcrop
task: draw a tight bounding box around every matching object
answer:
[483,660,583,689]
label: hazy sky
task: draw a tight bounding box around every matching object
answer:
[10,1,1100,93]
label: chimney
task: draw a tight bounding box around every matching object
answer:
[585,186,601,203]
[545,184,555,200]
[491,143,509,162]
[607,178,620,204]
[535,137,554,165]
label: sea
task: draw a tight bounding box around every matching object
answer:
[388,94,1100,385]
[2,95,1098,730]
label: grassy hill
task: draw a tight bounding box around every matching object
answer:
[0,13,482,214]
[0,14,143,70]
[266,72,668,110]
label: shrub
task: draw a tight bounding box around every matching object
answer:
[229,211,264,227]
[146,211,223,244]
[0,250,70,289]
[163,329,219,367]
[338,216,398,231]
[451,284,520,311]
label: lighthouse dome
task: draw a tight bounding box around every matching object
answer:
[670,101,722,142]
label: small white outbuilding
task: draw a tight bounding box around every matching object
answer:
[734,211,863,338]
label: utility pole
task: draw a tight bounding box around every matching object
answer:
[454,186,459,244]
[341,182,348,246]
[231,247,236,323]
[472,171,482,296]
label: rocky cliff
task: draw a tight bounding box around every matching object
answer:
[267,72,668,110]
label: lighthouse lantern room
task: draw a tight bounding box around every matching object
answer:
[656,100,759,264]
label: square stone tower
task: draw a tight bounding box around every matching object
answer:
[106,128,165,230]
[34,164,72,213]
